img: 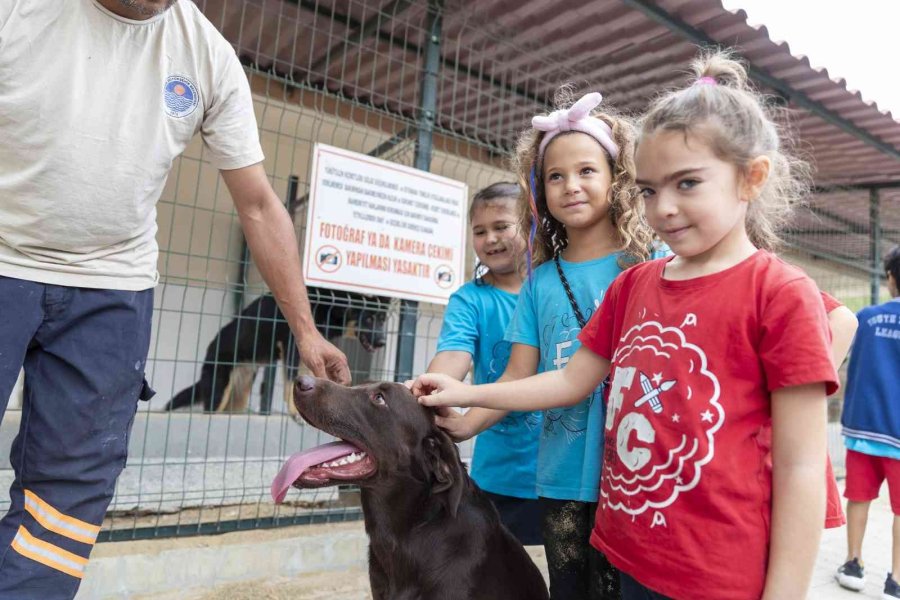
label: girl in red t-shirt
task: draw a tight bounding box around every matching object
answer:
[413,50,841,600]
[434,87,658,600]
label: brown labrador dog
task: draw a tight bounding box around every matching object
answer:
[272,376,549,600]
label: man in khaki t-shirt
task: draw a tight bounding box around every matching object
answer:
[0,1,350,596]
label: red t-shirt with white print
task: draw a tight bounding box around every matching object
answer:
[578,251,839,600]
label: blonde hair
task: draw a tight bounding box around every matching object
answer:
[512,85,655,268]
[639,49,811,251]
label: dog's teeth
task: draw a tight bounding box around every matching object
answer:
[319,452,368,469]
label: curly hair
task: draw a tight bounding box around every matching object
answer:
[639,49,811,252]
[512,85,655,269]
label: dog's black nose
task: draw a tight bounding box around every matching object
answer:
[295,375,316,393]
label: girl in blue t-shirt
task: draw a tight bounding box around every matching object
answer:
[427,181,543,545]
[433,88,659,600]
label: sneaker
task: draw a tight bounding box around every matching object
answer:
[885,573,900,600]
[835,558,866,591]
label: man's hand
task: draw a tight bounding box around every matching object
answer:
[297,331,351,385]
[221,164,351,386]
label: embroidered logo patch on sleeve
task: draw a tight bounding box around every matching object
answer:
[164,75,199,118]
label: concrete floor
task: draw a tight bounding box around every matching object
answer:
[810,489,894,600]
[74,483,895,600]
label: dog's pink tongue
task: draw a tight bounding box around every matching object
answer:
[271,441,359,504]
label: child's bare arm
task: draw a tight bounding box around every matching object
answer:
[414,347,609,412]
[426,351,472,381]
[423,345,540,441]
[447,344,541,440]
[762,382,827,600]
[826,305,858,367]
[419,351,477,441]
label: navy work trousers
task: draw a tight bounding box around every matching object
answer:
[0,275,153,599]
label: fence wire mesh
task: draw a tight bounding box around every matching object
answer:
[1,0,896,540]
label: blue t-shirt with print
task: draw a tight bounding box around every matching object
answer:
[436,280,542,499]
[506,252,641,502]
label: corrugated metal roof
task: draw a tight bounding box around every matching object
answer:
[786,187,900,266]
[197,0,900,190]
[197,0,900,218]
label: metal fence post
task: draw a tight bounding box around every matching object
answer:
[870,186,882,305]
[393,0,443,382]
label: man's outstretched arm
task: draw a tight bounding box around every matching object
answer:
[222,163,351,385]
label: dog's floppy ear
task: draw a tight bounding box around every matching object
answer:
[423,429,465,518]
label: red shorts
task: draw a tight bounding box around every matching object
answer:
[845,449,900,515]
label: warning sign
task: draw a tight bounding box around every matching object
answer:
[302,144,467,304]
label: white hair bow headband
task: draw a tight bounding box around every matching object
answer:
[532,92,618,161]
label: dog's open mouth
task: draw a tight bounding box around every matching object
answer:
[271,440,376,503]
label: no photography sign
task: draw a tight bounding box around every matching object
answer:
[303,144,467,304]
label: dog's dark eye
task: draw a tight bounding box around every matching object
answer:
[371,392,386,407]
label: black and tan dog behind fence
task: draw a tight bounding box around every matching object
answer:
[272,377,550,600]
[164,288,391,413]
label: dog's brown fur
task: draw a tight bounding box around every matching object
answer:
[291,376,550,600]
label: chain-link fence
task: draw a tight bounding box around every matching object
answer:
[1,0,896,540]
[784,187,900,471]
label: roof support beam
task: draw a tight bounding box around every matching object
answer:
[785,228,900,237]
[293,0,547,110]
[783,243,880,276]
[803,204,900,247]
[621,0,900,163]
[815,181,900,192]
[308,0,415,74]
